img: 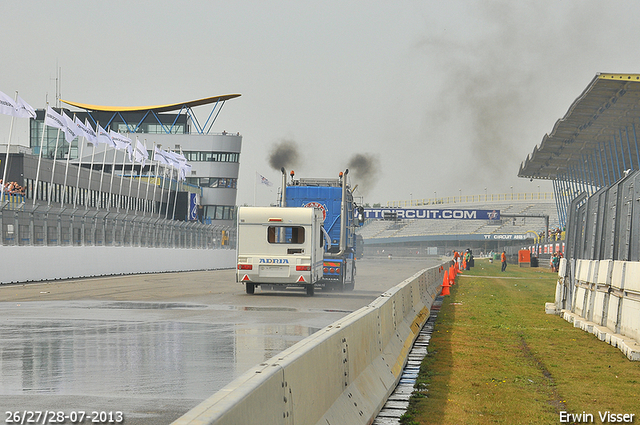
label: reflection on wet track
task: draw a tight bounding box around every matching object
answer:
[1,302,318,400]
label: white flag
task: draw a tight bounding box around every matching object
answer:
[15,96,36,119]
[44,106,66,131]
[62,113,81,144]
[97,125,116,147]
[129,137,148,165]
[179,162,192,181]
[257,172,273,187]
[0,91,17,117]
[164,150,183,168]
[109,130,131,151]
[153,146,170,165]
[75,117,97,145]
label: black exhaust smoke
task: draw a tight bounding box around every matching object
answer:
[347,153,380,195]
[269,139,301,171]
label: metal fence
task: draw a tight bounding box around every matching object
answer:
[0,196,235,249]
[565,169,640,261]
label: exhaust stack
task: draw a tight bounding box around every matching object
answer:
[280,167,287,207]
[339,169,348,254]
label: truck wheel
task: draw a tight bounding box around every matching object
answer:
[245,283,255,294]
[306,285,315,296]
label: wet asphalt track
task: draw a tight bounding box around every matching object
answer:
[0,256,442,424]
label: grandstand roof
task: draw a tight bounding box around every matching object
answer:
[518,73,640,181]
[61,94,241,113]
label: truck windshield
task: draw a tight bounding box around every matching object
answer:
[267,226,305,244]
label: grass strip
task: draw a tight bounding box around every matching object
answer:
[402,259,640,425]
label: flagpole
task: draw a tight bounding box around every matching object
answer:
[1,91,17,202]
[60,113,77,209]
[125,154,132,214]
[170,148,183,220]
[164,154,174,220]
[117,140,128,213]
[254,172,257,206]
[149,144,159,216]
[73,131,86,209]
[159,163,167,218]
[33,102,49,207]
[139,140,149,216]
[107,134,117,211]
[86,121,99,210]
[98,143,108,209]
[158,156,168,219]
[47,127,62,207]
[171,169,179,220]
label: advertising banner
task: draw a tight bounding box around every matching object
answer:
[188,193,198,221]
[364,208,500,220]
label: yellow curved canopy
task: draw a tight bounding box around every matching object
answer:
[60,94,241,113]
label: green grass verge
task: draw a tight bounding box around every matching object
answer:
[401,259,640,425]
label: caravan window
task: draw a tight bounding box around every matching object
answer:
[267,226,305,244]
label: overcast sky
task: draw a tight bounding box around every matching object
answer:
[1,1,638,207]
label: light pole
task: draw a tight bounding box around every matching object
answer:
[484,187,487,201]
[510,186,513,200]
[434,191,437,204]
[410,193,412,206]
[458,188,461,203]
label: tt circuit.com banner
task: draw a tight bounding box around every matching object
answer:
[363,208,501,220]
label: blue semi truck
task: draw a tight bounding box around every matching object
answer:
[283,169,364,292]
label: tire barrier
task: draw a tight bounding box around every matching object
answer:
[548,258,640,361]
[172,262,446,425]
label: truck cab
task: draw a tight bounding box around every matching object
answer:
[285,170,360,291]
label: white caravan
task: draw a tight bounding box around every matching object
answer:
[236,207,325,296]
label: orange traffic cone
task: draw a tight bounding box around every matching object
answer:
[441,269,450,296]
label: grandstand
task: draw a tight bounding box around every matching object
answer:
[357,195,560,256]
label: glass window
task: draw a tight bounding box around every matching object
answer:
[267,226,305,244]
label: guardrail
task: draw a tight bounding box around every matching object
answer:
[548,258,640,361]
[172,262,446,425]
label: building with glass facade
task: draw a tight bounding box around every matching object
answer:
[23,95,241,225]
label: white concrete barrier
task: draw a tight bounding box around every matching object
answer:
[0,246,235,284]
[172,262,447,425]
[552,258,640,361]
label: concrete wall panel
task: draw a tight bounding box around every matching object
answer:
[0,246,235,284]
[611,261,626,290]
[173,262,444,425]
[624,262,640,292]
[597,260,612,285]
[556,259,640,360]
[619,299,640,343]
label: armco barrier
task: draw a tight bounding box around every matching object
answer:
[172,262,446,425]
[548,258,640,361]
